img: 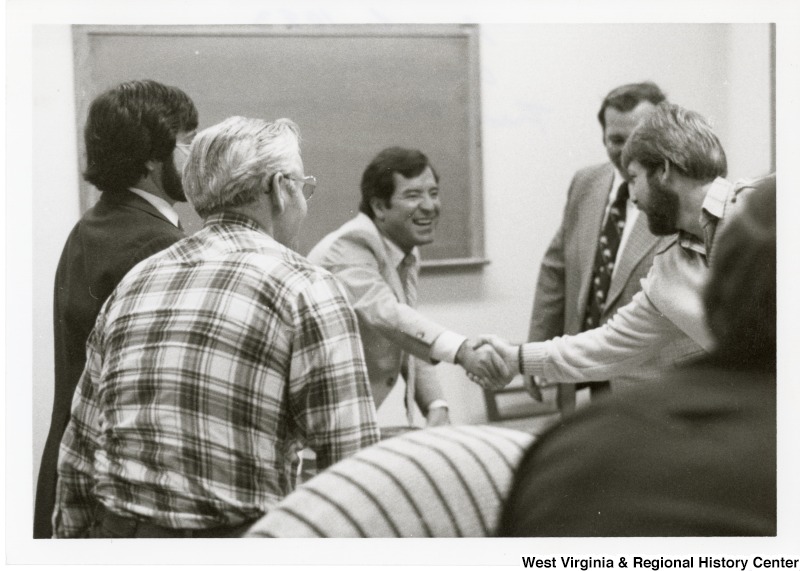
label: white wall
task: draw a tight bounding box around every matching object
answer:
[30,24,773,479]
[31,25,81,484]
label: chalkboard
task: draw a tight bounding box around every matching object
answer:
[73,25,486,267]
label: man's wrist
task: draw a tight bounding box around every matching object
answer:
[427,399,449,411]
[432,331,467,364]
[454,339,468,366]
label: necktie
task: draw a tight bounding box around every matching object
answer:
[398,253,418,425]
[400,252,418,307]
[581,181,629,395]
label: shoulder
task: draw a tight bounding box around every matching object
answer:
[562,162,614,206]
[252,240,351,307]
[308,214,384,267]
[572,162,614,187]
[84,192,184,245]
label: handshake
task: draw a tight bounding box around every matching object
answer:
[454,335,549,401]
[455,335,520,390]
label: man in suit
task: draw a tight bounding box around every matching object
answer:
[499,174,776,537]
[308,147,508,427]
[34,80,198,538]
[480,103,738,390]
[528,82,693,412]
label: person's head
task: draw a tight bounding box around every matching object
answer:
[704,175,776,371]
[83,79,198,200]
[598,82,667,173]
[623,103,728,235]
[359,147,440,253]
[183,116,308,246]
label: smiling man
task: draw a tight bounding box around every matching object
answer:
[309,147,508,426]
[478,103,770,391]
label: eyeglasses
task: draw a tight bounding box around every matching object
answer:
[285,174,318,200]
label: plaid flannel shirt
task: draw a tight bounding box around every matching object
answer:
[53,212,379,537]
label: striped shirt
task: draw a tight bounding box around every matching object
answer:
[53,212,380,538]
[245,425,534,537]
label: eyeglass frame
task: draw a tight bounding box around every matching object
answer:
[284,174,318,200]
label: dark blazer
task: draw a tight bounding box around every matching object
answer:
[34,190,185,538]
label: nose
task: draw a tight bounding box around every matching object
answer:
[418,192,439,212]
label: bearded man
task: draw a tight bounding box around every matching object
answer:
[35,80,198,537]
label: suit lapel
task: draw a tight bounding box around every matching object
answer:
[354,214,406,302]
[576,166,615,315]
[605,213,660,311]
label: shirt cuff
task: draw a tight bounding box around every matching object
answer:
[519,341,551,377]
[427,399,449,410]
[431,331,468,364]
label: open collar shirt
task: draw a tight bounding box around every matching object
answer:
[53,212,379,537]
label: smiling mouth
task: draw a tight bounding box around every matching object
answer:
[412,218,436,228]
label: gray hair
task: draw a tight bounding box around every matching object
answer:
[183,116,301,218]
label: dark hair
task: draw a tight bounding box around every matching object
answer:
[83,79,198,193]
[621,102,728,181]
[597,82,667,130]
[704,175,776,371]
[359,147,438,218]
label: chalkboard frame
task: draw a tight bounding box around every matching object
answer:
[72,24,487,269]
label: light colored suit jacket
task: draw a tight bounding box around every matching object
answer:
[528,162,666,389]
[308,213,446,412]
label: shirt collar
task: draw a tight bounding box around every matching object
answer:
[376,225,418,269]
[128,187,181,228]
[678,177,732,258]
[203,211,264,233]
[700,177,732,221]
[606,168,628,204]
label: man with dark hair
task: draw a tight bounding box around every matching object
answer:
[481,103,748,392]
[53,117,379,538]
[309,147,508,426]
[35,79,198,538]
[527,82,696,413]
[498,174,775,536]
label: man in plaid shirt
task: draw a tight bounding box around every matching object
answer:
[53,116,380,538]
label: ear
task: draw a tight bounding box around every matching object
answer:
[659,160,672,183]
[144,159,160,176]
[370,197,388,222]
[270,172,287,213]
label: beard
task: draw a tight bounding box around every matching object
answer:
[162,155,187,202]
[644,174,680,235]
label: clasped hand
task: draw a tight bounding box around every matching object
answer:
[456,336,519,390]
[466,336,552,401]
